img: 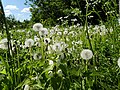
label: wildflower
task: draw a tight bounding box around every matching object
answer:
[76,40,83,45]
[63,30,68,35]
[35,42,41,47]
[109,27,113,33]
[39,28,48,36]
[34,36,40,42]
[33,53,42,60]
[57,69,62,76]
[48,71,53,77]
[64,16,68,18]
[24,84,30,90]
[76,23,80,26]
[80,49,93,60]
[71,18,77,22]
[52,43,63,52]
[33,23,43,31]
[57,32,62,36]
[49,60,54,65]
[34,36,40,46]
[31,76,38,80]
[118,18,120,25]
[25,39,34,47]
[44,38,50,44]
[118,57,120,68]
[47,45,53,54]
[0,38,8,49]
[50,29,55,36]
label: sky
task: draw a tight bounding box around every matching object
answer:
[2,0,31,22]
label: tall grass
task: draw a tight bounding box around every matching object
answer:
[0,0,120,90]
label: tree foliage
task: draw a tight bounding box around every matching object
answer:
[26,0,118,26]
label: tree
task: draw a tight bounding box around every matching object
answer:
[26,0,118,26]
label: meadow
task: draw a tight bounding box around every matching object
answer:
[0,21,119,90]
[0,0,120,90]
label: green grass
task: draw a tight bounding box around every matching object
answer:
[0,23,119,90]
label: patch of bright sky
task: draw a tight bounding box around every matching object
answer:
[2,0,31,22]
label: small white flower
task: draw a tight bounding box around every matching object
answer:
[57,69,62,76]
[76,40,83,45]
[47,45,53,54]
[63,30,68,35]
[49,60,54,65]
[52,43,63,52]
[33,23,43,31]
[24,84,30,90]
[80,49,93,60]
[64,16,68,18]
[25,39,34,47]
[33,53,42,60]
[118,57,120,68]
[34,42,41,47]
[0,38,8,49]
[50,29,55,36]
[76,23,80,26]
[71,18,77,22]
[31,76,38,80]
[48,71,53,77]
[34,36,40,47]
[57,32,62,36]
[118,18,120,25]
[34,36,40,42]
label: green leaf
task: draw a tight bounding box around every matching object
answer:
[0,69,6,75]
[59,64,67,75]
[40,65,54,76]
[15,79,30,90]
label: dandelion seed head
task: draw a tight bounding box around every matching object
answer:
[52,43,63,52]
[25,39,34,47]
[33,23,43,31]
[80,49,93,60]
[0,38,8,49]
[39,28,48,36]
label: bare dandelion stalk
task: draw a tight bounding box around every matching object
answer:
[84,0,94,89]
[0,0,12,57]
[85,0,93,53]
[0,0,15,89]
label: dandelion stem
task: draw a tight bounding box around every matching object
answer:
[0,1,15,89]
[0,0,12,58]
[85,0,93,53]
